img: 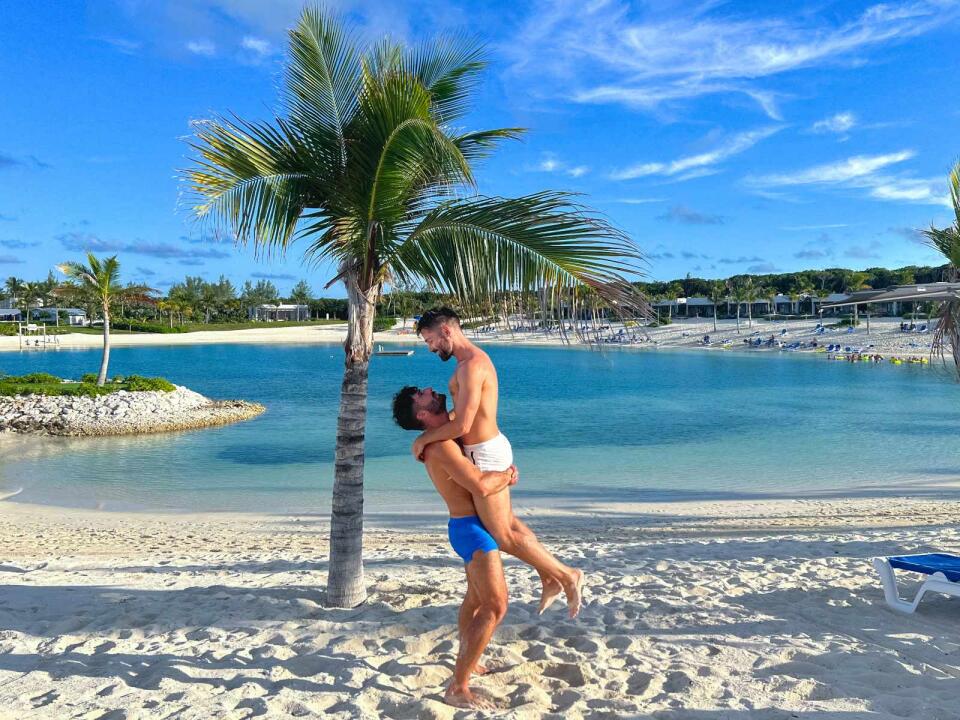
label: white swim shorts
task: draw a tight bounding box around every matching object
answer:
[462,433,513,472]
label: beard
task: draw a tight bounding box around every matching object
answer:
[436,349,453,362]
[427,392,447,414]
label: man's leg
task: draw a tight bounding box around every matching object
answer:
[446,550,508,710]
[474,490,585,617]
[455,578,487,675]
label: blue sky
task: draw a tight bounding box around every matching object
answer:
[2,0,959,296]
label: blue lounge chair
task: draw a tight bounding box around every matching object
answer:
[873,553,960,613]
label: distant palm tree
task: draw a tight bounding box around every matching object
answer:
[795,278,816,316]
[731,280,746,333]
[183,7,645,607]
[708,280,725,331]
[57,253,154,386]
[743,277,759,328]
[922,161,960,377]
[841,270,872,326]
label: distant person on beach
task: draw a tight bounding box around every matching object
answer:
[392,387,516,709]
[411,307,584,616]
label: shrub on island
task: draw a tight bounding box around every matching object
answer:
[115,320,187,333]
[0,373,176,397]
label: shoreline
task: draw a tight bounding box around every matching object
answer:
[0,316,943,361]
[1,495,957,718]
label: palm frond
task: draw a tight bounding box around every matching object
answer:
[187,116,315,253]
[452,128,525,162]
[389,192,648,313]
[400,36,486,123]
[283,6,361,164]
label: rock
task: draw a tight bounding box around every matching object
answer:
[0,385,265,437]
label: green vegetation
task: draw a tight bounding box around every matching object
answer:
[372,315,397,333]
[0,373,175,397]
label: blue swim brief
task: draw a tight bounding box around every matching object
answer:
[447,515,498,564]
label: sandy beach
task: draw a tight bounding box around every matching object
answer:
[0,315,941,362]
[1,494,959,718]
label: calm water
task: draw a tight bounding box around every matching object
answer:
[1,342,958,512]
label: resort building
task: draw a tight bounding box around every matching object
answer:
[29,308,88,326]
[249,303,311,321]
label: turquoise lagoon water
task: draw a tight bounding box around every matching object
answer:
[1,342,958,513]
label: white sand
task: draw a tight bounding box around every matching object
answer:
[1,315,943,362]
[1,496,959,718]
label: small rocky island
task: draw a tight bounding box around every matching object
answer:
[0,374,264,436]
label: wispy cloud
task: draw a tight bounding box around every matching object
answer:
[528,152,590,178]
[811,111,857,135]
[509,1,958,118]
[252,272,295,280]
[135,266,158,277]
[844,241,883,259]
[657,205,724,225]
[99,37,142,55]
[782,223,850,231]
[186,39,216,56]
[753,151,914,185]
[611,126,781,181]
[58,232,231,259]
[0,239,38,249]
[614,197,666,205]
[747,150,948,206]
[0,152,51,170]
[719,255,765,265]
[0,254,24,264]
[241,35,271,58]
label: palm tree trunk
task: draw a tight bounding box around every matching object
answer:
[97,306,111,386]
[326,270,380,608]
[736,305,741,333]
[713,305,718,332]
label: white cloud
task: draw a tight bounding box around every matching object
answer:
[241,35,271,57]
[812,112,857,134]
[747,150,950,206]
[611,126,781,181]
[508,1,958,118]
[186,39,216,56]
[615,197,665,204]
[530,153,590,178]
[752,151,914,185]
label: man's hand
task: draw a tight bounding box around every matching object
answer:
[412,435,428,462]
[507,464,519,486]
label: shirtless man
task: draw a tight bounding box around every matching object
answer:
[392,387,518,709]
[410,307,584,616]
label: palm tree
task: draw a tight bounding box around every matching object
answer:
[184,7,646,607]
[841,270,872,326]
[57,254,154,386]
[731,280,746,333]
[708,280,725,332]
[922,161,960,377]
[743,277,758,328]
[795,277,816,316]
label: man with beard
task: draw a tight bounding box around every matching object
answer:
[392,385,518,709]
[410,307,584,617]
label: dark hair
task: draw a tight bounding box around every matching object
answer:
[392,386,423,430]
[416,306,460,335]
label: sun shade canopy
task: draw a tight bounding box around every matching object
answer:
[820,282,960,309]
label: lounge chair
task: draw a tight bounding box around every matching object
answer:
[873,553,960,613]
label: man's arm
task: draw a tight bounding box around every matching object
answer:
[412,362,483,459]
[425,442,516,497]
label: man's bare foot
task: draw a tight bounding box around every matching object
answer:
[563,569,586,619]
[445,683,495,710]
[538,577,563,615]
[474,662,488,675]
